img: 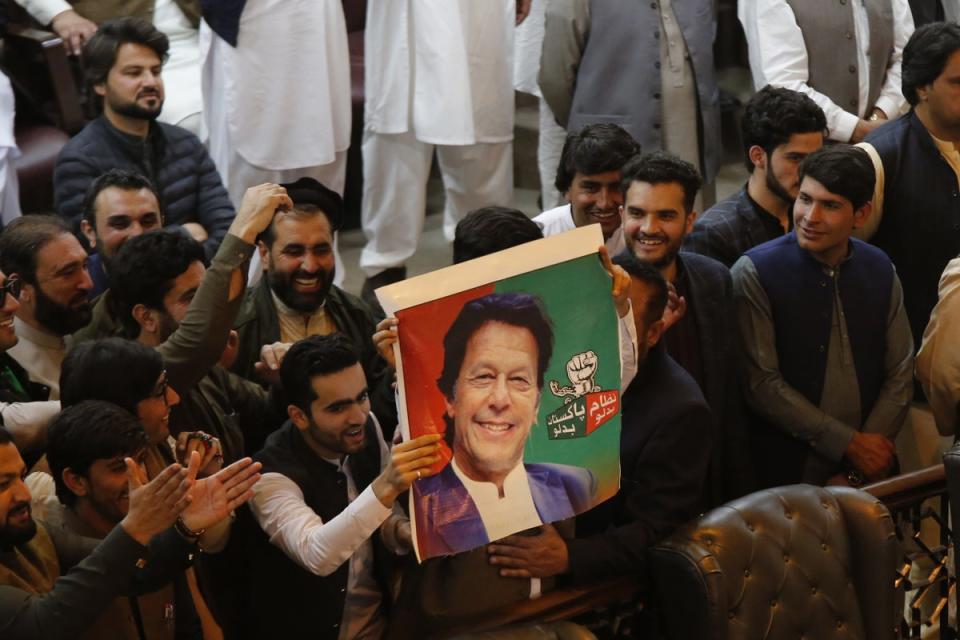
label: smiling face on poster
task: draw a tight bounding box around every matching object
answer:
[377,226,622,561]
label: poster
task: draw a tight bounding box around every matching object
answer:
[377,226,622,561]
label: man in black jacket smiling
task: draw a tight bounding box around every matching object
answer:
[54,18,234,261]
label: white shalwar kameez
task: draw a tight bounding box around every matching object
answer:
[360,0,517,276]
[201,0,351,284]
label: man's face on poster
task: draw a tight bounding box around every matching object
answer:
[445,321,541,483]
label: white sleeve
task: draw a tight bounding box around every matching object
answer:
[13,0,73,26]
[738,0,860,142]
[249,472,393,577]
[618,300,638,391]
[873,0,914,120]
[370,415,412,554]
[0,400,60,456]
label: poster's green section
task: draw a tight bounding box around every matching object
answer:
[494,254,621,501]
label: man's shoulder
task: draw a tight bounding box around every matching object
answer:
[695,188,753,229]
[532,205,573,235]
[524,462,595,492]
[58,118,112,162]
[679,251,731,290]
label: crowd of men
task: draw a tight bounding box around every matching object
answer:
[3,1,960,638]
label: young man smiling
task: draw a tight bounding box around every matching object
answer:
[533,123,640,254]
[732,145,914,489]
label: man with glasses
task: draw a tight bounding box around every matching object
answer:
[0,271,59,469]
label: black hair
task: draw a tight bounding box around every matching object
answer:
[81,169,160,226]
[0,215,73,284]
[0,427,12,446]
[555,123,641,193]
[453,207,544,264]
[82,18,169,93]
[47,400,149,508]
[280,334,362,413]
[257,183,345,248]
[903,22,960,106]
[798,145,875,210]
[437,292,554,400]
[741,86,827,172]
[61,338,165,415]
[109,230,205,338]
[613,252,669,327]
[619,151,703,213]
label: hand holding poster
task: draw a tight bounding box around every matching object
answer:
[377,226,622,561]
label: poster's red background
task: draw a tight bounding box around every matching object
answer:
[396,283,495,474]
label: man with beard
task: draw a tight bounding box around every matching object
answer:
[40,400,262,639]
[684,87,826,267]
[620,152,748,504]
[0,419,259,639]
[0,215,94,400]
[54,17,234,262]
[110,229,288,462]
[79,169,164,298]
[233,177,398,435]
[533,124,640,255]
[243,334,440,638]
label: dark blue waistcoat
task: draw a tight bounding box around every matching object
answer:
[241,419,385,639]
[745,232,893,487]
[866,110,960,350]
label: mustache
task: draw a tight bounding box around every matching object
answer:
[7,502,29,519]
[634,232,669,242]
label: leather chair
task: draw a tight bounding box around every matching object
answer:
[450,622,597,640]
[649,484,901,640]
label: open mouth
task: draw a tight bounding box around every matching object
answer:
[292,273,323,292]
[635,236,667,247]
[590,210,619,221]
[0,317,14,329]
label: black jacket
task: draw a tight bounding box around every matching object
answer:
[54,115,234,261]
[566,343,712,585]
[232,280,398,435]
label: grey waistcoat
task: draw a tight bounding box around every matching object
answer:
[566,0,721,183]
[785,0,893,116]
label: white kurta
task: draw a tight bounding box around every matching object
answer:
[364,0,515,145]
[201,0,351,172]
[0,71,21,223]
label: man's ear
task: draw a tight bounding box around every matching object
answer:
[18,280,33,306]
[748,145,767,171]
[61,468,89,499]
[288,404,309,430]
[80,220,97,251]
[131,304,158,335]
[93,82,107,98]
[684,209,698,234]
[257,241,270,272]
[853,201,873,230]
[444,396,455,420]
[646,318,665,349]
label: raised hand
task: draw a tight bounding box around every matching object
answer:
[567,351,599,393]
[180,457,262,532]
[51,10,97,56]
[599,246,631,318]
[230,183,294,243]
[175,431,223,477]
[661,282,687,330]
[120,456,195,545]
[254,341,293,384]
[372,317,399,368]
[371,434,442,507]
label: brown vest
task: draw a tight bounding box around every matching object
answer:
[68,0,200,28]
[785,0,894,116]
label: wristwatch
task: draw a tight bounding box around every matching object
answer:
[846,469,865,487]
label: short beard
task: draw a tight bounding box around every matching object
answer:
[34,285,92,336]
[109,97,163,122]
[0,509,37,549]
[765,167,795,206]
[267,263,334,314]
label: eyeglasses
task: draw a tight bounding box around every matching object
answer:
[150,371,170,405]
[0,276,22,301]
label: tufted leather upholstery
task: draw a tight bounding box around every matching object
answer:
[649,485,900,640]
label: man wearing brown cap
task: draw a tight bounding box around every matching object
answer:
[232,177,398,434]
